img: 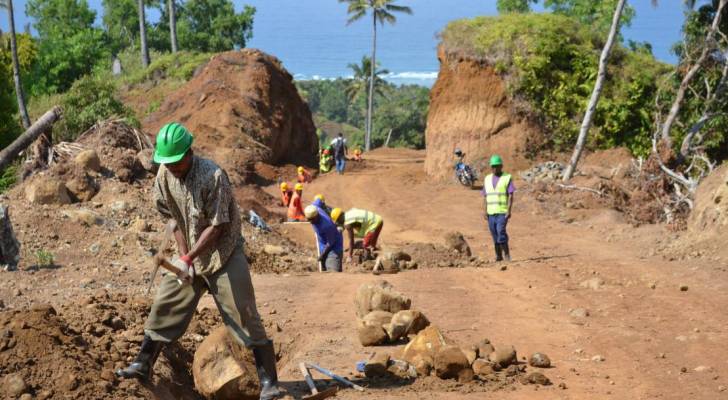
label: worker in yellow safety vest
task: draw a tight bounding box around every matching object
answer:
[483,155,515,262]
[330,207,383,263]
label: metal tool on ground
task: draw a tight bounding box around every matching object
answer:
[305,362,365,392]
[299,362,338,400]
[147,220,187,294]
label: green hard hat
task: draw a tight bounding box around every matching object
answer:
[489,154,503,167]
[154,123,193,164]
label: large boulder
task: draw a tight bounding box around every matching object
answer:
[74,149,101,172]
[489,345,517,369]
[402,325,452,366]
[65,173,98,202]
[355,281,411,318]
[434,345,470,380]
[385,310,430,341]
[192,326,259,400]
[357,310,393,346]
[25,176,72,205]
[144,49,319,185]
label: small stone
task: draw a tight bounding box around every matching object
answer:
[89,243,101,255]
[489,345,517,368]
[2,373,27,397]
[529,352,551,368]
[472,359,494,376]
[570,308,590,318]
[269,308,277,315]
[658,353,666,358]
[559,382,568,389]
[580,277,604,290]
[680,285,689,291]
[694,366,711,372]
[263,245,286,256]
[592,355,605,362]
[521,372,551,385]
[19,394,32,400]
[681,367,687,373]
[364,352,390,378]
[718,385,726,392]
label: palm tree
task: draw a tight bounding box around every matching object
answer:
[138,0,150,67]
[340,0,412,151]
[345,56,389,102]
[1,0,31,129]
[562,0,627,181]
[168,0,178,53]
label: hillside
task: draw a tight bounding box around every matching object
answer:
[425,13,670,180]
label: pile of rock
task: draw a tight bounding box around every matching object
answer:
[364,325,552,386]
[355,281,430,346]
[520,161,565,183]
[372,250,418,274]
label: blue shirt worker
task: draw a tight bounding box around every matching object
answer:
[304,205,344,272]
[484,155,515,262]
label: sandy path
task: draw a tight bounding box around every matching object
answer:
[198,148,728,399]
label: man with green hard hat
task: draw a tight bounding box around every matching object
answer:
[116,123,282,399]
[483,154,515,262]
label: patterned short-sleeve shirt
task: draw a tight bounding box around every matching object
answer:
[153,156,242,276]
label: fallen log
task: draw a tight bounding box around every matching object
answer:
[0,106,62,172]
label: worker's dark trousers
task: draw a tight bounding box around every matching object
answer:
[487,213,509,245]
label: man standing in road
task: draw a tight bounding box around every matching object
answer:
[116,123,282,400]
[331,133,348,175]
[483,155,515,262]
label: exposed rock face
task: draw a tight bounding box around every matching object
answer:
[192,326,259,400]
[144,49,319,186]
[402,325,452,366]
[25,176,72,205]
[425,47,542,181]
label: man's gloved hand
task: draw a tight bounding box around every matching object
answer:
[172,255,195,285]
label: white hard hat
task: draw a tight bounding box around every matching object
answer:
[304,205,319,220]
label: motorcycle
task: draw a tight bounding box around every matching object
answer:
[455,161,477,188]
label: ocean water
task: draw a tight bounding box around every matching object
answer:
[2,0,691,87]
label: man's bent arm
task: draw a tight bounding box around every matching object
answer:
[186,224,225,261]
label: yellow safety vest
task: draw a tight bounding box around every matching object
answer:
[484,173,511,215]
[344,208,382,238]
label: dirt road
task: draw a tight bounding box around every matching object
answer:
[237,148,728,399]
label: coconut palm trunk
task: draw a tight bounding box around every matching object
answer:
[168,0,178,53]
[5,0,30,129]
[138,0,150,67]
[562,0,627,182]
[365,14,377,152]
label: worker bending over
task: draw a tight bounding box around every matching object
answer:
[483,155,515,262]
[297,166,312,183]
[304,205,344,272]
[331,208,383,263]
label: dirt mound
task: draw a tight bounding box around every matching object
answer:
[144,49,319,187]
[424,47,544,181]
[0,294,219,399]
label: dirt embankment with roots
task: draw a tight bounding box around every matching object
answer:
[424,47,544,181]
[144,49,320,187]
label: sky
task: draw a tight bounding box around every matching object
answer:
[0,0,698,84]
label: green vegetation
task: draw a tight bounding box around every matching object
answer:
[441,13,670,156]
[34,249,54,267]
[297,78,429,150]
[0,164,17,193]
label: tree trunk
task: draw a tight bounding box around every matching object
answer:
[138,0,150,68]
[366,14,377,152]
[6,0,31,129]
[168,0,178,53]
[562,0,627,182]
[659,0,726,146]
[0,106,62,172]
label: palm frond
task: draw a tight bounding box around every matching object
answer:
[347,9,367,24]
[385,4,412,14]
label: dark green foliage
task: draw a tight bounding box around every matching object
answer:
[544,0,636,32]
[148,0,255,52]
[298,79,430,150]
[54,75,136,142]
[441,13,669,156]
[26,0,110,94]
[101,0,139,54]
[0,164,18,193]
[0,58,20,150]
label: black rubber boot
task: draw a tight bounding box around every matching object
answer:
[115,335,163,381]
[252,340,282,400]
[494,244,503,262]
[502,243,511,262]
